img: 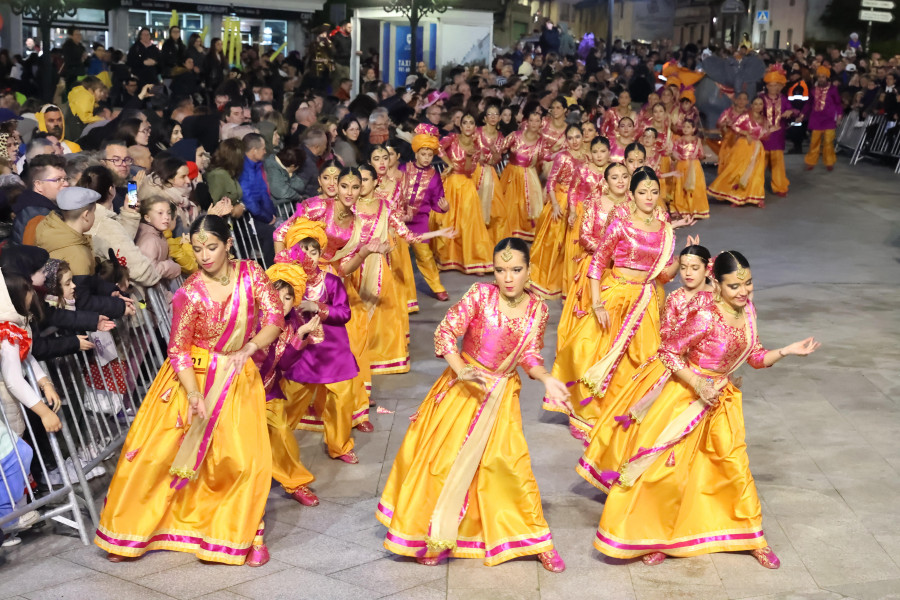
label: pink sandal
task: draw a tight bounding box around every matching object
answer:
[246,544,270,567]
[290,485,319,506]
[751,546,781,569]
[336,450,359,464]
[539,549,566,573]
[642,552,666,565]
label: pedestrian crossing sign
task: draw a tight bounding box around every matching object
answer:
[756,10,769,23]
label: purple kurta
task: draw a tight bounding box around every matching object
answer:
[280,272,358,384]
[802,85,843,131]
[395,162,446,234]
[759,93,793,151]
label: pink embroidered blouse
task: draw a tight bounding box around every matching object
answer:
[570,164,605,213]
[168,260,284,373]
[440,133,478,177]
[541,119,567,154]
[545,150,581,193]
[659,297,768,374]
[474,127,504,166]
[600,107,638,139]
[273,196,352,261]
[501,131,547,168]
[729,112,767,141]
[586,214,674,280]
[434,283,548,374]
[672,137,704,161]
[661,288,712,339]
[579,193,614,254]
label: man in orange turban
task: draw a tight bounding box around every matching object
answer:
[798,65,842,171]
[760,65,797,197]
[393,123,451,302]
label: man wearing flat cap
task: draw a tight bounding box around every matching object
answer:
[35,186,101,276]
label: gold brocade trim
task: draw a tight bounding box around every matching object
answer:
[168,467,199,480]
[425,535,457,552]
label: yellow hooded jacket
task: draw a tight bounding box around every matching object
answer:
[35,105,82,153]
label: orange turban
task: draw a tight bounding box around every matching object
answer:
[284,218,328,251]
[763,68,787,85]
[412,133,439,153]
[265,263,307,306]
[680,89,696,104]
[816,66,831,77]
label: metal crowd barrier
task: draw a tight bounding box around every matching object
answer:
[230,215,268,268]
[0,363,93,545]
[275,199,296,222]
[0,285,177,548]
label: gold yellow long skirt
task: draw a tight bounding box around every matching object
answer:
[717,131,737,175]
[546,270,663,435]
[576,357,670,492]
[707,138,765,206]
[432,173,493,274]
[529,185,569,299]
[590,377,769,558]
[377,366,555,566]
[350,255,410,375]
[94,347,271,565]
[267,393,315,494]
[556,256,594,353]
[494,164,541,242]
[561,201,586,299]
[670,159,710,219]
[390,234,418,313]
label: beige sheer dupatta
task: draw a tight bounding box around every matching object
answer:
[169,262,253,489]
[425,295,543,552]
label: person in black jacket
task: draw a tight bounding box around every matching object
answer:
[127,29,162,88]
[160,26,187,78]
[61,27,87,91]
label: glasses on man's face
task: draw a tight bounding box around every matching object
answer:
[40,177,67,184]
[103,157,134,166]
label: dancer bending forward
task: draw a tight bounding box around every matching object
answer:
[579,251,819,568]
[377,238,571,571]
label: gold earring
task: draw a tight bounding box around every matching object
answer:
[714,289,721,302]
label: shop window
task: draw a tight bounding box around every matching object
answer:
[128,11,205,47]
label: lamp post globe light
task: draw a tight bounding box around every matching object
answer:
[382,0,449,74]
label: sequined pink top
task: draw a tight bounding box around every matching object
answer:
[659,296,768,374]
[600,107,638,139]
[440,133,478,177]
[570,164,605,211]
[474,127,504,166]
[273,196,351,261]
[545,150,581,193]
[672,137,704,161]
[586,213,674,280]
[434,283,548,374]
[340,196,425,269]
[730,112,767,141]
[579,194,614,254]
[717,106,742,130]
[541,119,567,154]
[671,105,700,136]
[501,131,547,168]
[661,288,712,339]
[168,260,284,373]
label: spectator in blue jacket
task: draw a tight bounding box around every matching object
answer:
[238,133,275,265]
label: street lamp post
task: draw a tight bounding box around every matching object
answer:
[607,0,614,62]
[10,0,78,102]
[382,0,448,76]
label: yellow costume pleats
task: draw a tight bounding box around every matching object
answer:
[529,185,569,299]
[707,138,766,206]
[432,173,493,274]
[670,159,710,218]
[284,378,355,458]
[390,234,419,313]
[547,270,663,435]
[377,367,554,566]
[495,164,542,242]
[590,380,768,558]
[765,150,790,194]
[94,347,271,565]
[267,395,315,493]
[561,201,586,299]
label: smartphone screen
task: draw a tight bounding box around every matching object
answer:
[126,181,139,209]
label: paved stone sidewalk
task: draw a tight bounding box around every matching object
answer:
[1,156,898,599]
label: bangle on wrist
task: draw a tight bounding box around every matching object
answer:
[187,390,203,406]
